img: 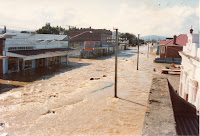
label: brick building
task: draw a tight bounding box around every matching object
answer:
[154,34,188,64]
[159,34,188,58]
[68,28,112,49]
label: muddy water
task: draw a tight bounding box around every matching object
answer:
[0,46,179,136]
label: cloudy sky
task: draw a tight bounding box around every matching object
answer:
[0,0,199,36]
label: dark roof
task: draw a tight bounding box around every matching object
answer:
[69,29,112,42]
[175,115,199,135]
[9,48,74,56]
[168,81,199,136]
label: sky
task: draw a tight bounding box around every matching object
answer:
[0,0,199,37]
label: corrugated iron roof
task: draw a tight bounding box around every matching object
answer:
[159,34,188,46]
[168,81,199,136]
[27,34,68,41]
[175,115,199,135]
[1,33,68,41]
[176,34,188,46]
[159,40,171,45]
[9,48,74,56]
[5,38,68,49]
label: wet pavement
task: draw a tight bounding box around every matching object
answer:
[0,45,180,136]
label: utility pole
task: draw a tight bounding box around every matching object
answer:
[137,34,140,70]
[114,28,118,98]
[147,42,149,58]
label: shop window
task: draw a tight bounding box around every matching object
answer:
[55,56,60,63]
[25,60,32,69]
[8,58,18,71]
[39,59,45,66]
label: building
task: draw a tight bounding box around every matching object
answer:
[159,34,188,58]
[68,28,128,58]
[0,33,76,74]
[155,34,188,64]
[178,29,200,113]
[68,28,112,49]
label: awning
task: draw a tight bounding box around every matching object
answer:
[0,56,9,59]
[6,48,77,61]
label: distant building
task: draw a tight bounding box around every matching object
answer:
[179,29,200,112]
[0,33,75,74]
[68,28,112,49]
[159,34,188,58]
[68,28,128,58]
[155,34,188,64]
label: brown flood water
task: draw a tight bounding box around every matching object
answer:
[0,46,180,136]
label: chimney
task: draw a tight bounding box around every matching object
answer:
[3,26,6,34]
[190,28,193,34]
[173,35,177,45]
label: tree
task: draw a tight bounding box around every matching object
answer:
[36,23,81,35]
[21,31,31,33]
[36,23,62,34]
[120,33,137,45]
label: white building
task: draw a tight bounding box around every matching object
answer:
[179,29,200,113]
[0,33,76,74]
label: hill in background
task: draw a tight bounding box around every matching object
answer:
[141,35,168,41]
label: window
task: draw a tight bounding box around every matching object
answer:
[161,46,165,54]
[24,60,32,69]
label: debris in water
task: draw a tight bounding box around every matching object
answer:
[153,68,156,72]
[0,132,8,136]
[149,99,160,104]
[49,94,58,98]
[0,123,5,128]
[90,78,100,80]
[103,75,107,77]
[45,110,56,115]
[47,110,51,114]
[42,110,56,115]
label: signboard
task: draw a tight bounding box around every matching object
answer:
[84,41,96,48]
[84,41,101,50]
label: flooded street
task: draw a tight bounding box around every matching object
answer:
[0,46,179,136]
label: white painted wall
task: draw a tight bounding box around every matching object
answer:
[179,33,200,112]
